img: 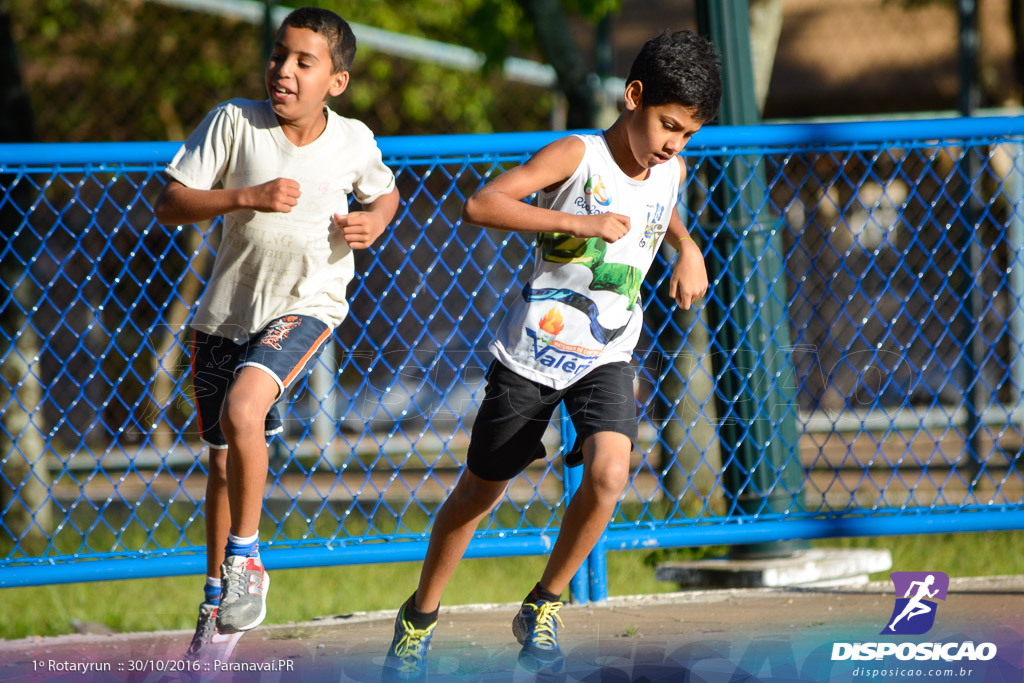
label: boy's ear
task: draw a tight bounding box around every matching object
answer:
[329,70,350,98]
[624,80,643,111]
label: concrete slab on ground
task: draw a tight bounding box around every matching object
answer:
[656,547,895,588]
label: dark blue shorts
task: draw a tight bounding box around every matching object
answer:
[466,359,638,481]
[189,314,332,449]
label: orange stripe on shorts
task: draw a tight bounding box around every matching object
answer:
[282,327,332,388]
[189,329,204,436]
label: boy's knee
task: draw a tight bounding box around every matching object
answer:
[587,458,630,500]
[220,392,266,439]
[582,434,632,501]
[451,471,507,512]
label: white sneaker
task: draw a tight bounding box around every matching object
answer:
[184,603,243,662]
[217,555,270,633]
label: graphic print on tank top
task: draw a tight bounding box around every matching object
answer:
[491,134,681,390]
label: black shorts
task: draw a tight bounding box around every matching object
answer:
[466,359,638,482]
[189,314,331,449]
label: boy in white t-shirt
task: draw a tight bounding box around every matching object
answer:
[382,30,720,680]
[154,6,398,662]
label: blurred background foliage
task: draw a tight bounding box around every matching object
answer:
[5,0,1024,143]
[7,0,584,141]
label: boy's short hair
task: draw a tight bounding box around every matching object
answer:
[626,30,722,123]
[278,7,356,73]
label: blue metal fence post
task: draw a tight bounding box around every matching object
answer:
[560,404,594,603]
[587,527,609,603]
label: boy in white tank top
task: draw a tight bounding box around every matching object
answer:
[384,30,721,680]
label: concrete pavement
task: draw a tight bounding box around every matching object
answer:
[1,575,1022,682]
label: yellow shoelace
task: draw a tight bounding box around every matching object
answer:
[526,601,564,648]
[395,619,436,673]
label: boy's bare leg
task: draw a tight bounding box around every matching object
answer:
[186,447,243,662]
[205,448,231,577]
[413,470,509,612]
[538,431,631,595]
[220,366,279,538]
[214,367,278,634]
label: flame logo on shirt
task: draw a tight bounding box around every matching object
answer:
[538,307,565,335]
[584,175,612,206]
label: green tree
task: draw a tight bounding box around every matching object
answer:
[8,0,562,141]
[8,0,638,141]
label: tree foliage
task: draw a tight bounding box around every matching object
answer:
[7,0,617,141]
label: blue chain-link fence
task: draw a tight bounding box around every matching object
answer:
[2,118,1024,597]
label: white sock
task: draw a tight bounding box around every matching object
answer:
[227,531,259,546]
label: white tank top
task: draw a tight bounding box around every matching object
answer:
[490,133,682,389]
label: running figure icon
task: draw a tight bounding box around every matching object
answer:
[882,571,949,635]
[888,574,938,631]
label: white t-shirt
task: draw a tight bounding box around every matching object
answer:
[490,133,682,389]
[166,98,396,342]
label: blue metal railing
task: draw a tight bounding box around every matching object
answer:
[2,116,1024,597]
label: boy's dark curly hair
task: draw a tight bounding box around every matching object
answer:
[626,30,722,123]
[278,7,357,73]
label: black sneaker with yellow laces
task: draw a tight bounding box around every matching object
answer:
[512,593,565,672]
[382,597,437,682]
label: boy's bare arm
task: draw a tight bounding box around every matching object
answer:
[153,178,301,225]
[462,137,629,243]
[333,186,400,250]
[667,157,709,310]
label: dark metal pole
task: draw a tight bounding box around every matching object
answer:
[263,0,278,64]
[957,0,985,477]
[696,0,806,559]
[595,12,613,80]
[958,0,980,116]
